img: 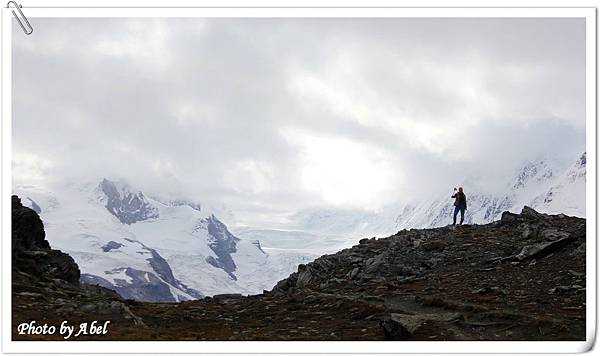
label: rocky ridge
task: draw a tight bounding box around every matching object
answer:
[12,196,585,340]
[12,195,145,339]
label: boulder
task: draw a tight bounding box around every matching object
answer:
[521,206,545,219]
[540,229,569,242]
[349,267,360,279]
[213,293,243,303]
[422,240,445,252]
[380,313,425,340]
[296,266,313,289]
[500,211,518,224]
[515,236,573,261]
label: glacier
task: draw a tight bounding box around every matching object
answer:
[13,179,312,302]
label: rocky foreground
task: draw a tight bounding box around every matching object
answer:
[12,195,585,340]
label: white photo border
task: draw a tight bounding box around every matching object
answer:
[1,5,596,354]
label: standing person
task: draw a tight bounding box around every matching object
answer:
[452,187,467,225]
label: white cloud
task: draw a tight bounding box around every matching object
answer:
[224,160,277,194]
[12,152,54,186]
[12,17,586,225]
[282,129,399,209]
[92,19,174,73]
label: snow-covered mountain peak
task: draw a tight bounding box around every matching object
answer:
[95,178,159,225]
[13,179,313,301]
[511,158,554,190]
[528,152,586,217]
[287,152,586,238]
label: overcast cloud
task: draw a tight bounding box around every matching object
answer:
[12,17,586,226]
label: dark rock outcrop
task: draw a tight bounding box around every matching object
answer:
[578,152,586,167]
[98,178,159,224]
[12,195,49,250]
[203,215,239,280]
[101,240,124,252]
[12,195,145,338]
[12,195,79,284]
[108,267,178,302]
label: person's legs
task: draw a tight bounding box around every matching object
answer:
[459,207,465,225]
[453,206,459,225]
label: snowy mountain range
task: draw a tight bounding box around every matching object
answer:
[290,152,587,238]
[13,152,585,302]
[13,179,312,302]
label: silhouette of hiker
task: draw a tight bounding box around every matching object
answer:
[452,187,467,225]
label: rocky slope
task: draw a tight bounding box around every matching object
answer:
[12,196,144,339]
[12,197,585,340]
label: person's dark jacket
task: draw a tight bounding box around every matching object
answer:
[452,191,467,209]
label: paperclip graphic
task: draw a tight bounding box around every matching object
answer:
[7,1,33,35]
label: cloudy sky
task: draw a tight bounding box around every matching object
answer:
[12,17,586,225]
